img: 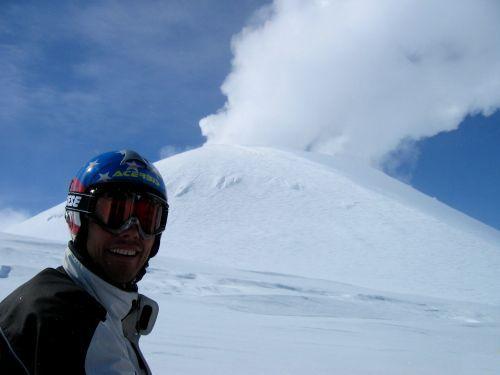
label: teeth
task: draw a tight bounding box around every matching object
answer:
[109,248,138,256]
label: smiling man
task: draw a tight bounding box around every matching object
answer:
[0,150,168,374]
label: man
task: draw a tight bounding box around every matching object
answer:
[0,150,169,374]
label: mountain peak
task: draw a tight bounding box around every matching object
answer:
[7,145,500,304]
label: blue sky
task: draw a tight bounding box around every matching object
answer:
[409,111,500,229]
[1,0,499,230]
[0,0,266,215]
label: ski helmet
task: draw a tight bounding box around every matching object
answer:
[65,150,168,258]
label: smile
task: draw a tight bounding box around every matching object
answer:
[108,248,138,257]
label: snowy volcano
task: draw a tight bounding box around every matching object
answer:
[8,145,500,303]
[3,145,500,374]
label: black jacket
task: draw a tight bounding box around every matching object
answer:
[0,267,105,375]
[0,247,158,374]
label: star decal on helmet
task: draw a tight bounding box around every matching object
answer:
[126,161,141,171]
[118,150,148,167]
[97,172,111,182]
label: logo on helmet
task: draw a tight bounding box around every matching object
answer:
[111,170,161,186]
[67,194,82,208]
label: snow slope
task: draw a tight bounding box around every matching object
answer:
[9,145,500,304]
[3,145,500,373]
[1,231,499,374]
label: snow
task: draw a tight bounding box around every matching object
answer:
[3,145,500,373]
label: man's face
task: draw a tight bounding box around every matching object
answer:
[86,220,155,284]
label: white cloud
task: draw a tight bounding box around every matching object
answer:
[0,207,29,230]
[200,0,500,167]
[0,1,221,133]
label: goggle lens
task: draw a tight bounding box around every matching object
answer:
[94,191,167,236]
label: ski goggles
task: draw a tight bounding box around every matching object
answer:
[67,187,168,238]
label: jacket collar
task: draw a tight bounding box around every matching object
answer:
[63,247,138,320]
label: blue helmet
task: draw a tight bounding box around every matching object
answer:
[65,150,168,257]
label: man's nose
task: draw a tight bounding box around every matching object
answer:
[119,221,141,239]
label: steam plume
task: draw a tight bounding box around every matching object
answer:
[200,0,500,166]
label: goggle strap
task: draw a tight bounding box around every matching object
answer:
[65,192,95,214]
